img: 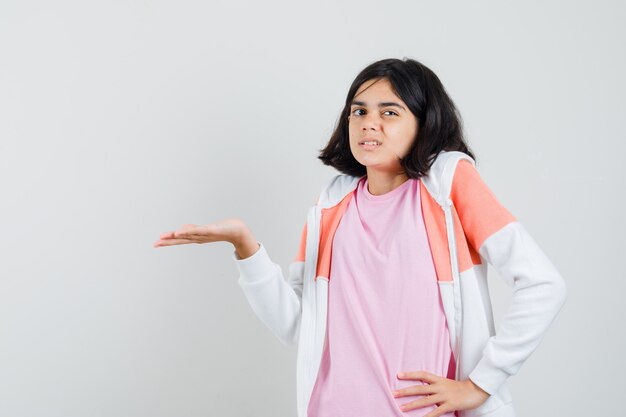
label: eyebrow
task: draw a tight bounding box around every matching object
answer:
[350,100,407,112]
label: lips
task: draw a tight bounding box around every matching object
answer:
[358,138,382,145]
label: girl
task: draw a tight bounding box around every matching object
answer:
[153,58,567,417]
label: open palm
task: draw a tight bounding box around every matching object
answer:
[153,218,247,248]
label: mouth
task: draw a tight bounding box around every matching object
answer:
[358,139,382,148]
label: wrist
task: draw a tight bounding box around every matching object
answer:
[233,229,260,260]
[466,378,489,396]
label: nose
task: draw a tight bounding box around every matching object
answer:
[361,112,381,131]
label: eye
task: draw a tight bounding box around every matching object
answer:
[350,108,398,116]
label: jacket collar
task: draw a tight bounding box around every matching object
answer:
[316,150,475,210]
[316,174,363,209]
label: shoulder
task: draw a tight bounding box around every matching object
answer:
[422,150,476,205]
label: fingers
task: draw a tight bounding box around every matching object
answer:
[393,382,432,398]
[398,393,446,413]
[156,225,203,240]
[171,232,203,241]
[422,402,452,417]
[154,224,214,248]
[153,238,197,248]
[157,231,192,241]
[174,226,209,237]
[397,371,440,384]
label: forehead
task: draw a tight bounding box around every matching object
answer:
[354,78,399,99]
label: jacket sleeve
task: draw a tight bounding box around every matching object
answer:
[450,159,568,396]
[230,221,307,348]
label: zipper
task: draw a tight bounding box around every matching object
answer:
[442,199,463,382]
[302,203,321,412]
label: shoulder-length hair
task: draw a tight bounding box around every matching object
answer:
[318,58,476,178]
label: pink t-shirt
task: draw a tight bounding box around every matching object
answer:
[307,176,457,417]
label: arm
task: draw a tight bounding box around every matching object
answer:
[451,160,568,395]
[231,222,307,348]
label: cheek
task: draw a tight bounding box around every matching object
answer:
[399,124,417,146]
[349,122,358,135]
[349,125,361,146]
[388,128,416,156]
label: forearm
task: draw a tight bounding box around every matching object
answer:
[468,221,567,395]
[232,242,304,347]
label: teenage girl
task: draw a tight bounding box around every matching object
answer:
[153,58,566,417]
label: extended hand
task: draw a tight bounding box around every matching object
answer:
[393,371,490,416]
[153,218,248,248]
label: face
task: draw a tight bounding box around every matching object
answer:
[348,77,419,175]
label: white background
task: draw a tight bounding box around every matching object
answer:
[1,1,624,416]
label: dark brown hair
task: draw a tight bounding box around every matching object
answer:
[318,58,476,178]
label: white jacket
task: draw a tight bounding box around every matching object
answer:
[232,150,567,417]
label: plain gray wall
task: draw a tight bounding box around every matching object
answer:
[1,0,624,416]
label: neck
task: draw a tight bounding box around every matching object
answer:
[365,169,409,196]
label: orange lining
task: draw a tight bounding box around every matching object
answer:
[451,160,517,252]
[316,193,355,280]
